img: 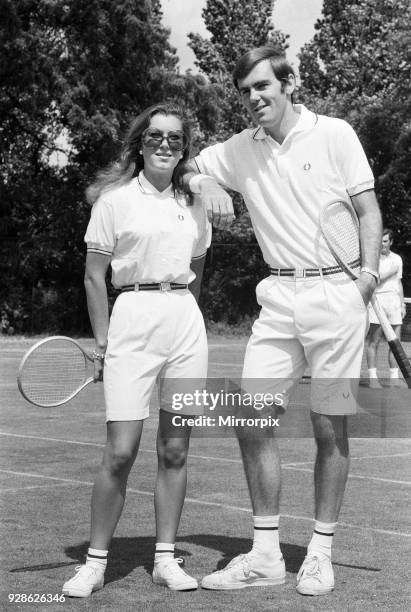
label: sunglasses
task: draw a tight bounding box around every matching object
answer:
[142,129,186,151]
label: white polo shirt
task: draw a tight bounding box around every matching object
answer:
[376,251,403,294]
[84,172,211,288]
[195,104,374,268]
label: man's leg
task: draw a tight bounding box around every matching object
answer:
[388,324,402,384]
[201,426,286,590]
[366,323,383,388]
[311,413,349,523]
[202,278,306,590]
[296,277,368,596]
[296,413,348,596]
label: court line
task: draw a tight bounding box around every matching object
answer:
[0,468,409,539]
[1,432,411,474]
[284,466,411,486]
[1,483,78,493]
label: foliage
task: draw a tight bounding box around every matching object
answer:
[1,0,218,333]
[189,0,288,139]
[189,0,289,322]
[298,0,411,253]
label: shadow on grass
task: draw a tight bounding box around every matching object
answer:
[9,535,380,580]
[62,536,308,583]
[180,535,306,574]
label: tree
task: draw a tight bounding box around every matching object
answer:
[0,0,218,333]
[298,0,411,259]
[188,0,289,323]
[189,0,288,138]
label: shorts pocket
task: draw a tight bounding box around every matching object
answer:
[255,276,272,305]
[350,280,367,311]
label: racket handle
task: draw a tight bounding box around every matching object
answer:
[370,295,411,385]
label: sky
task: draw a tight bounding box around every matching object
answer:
[160,0,324,72]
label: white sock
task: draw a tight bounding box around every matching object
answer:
[307,521,336,560]
[154,542,175,564]
[368,368,378,379]
[389,368,399,379]
[251,515,282,561]
[86,548,108,571]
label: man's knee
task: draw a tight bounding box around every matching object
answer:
[311,413,349,454]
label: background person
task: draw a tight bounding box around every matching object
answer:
[366,228,406,387]
[62,102,211,597]
[182,46,382,597]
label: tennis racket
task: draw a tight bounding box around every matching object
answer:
[320,200,411,386]
[17,336,97,407]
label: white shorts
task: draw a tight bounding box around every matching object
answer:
[104,290,208,421]
[242,276,369,415]
[369,292,402,326]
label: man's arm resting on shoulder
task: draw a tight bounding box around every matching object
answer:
[351,189,383,305]
[181,160,235,230]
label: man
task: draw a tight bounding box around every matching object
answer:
[366,228,406,388]
[183,46,382,596]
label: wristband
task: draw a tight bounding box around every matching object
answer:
[360,267,380,283]
[189,174,216,194]
[92,349,106,361]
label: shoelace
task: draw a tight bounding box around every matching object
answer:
[160,557,190,576]
[213,554,251,577]
[303,557,322,579]
[73,565,100,578]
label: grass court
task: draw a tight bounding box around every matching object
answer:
[1,336,410,611]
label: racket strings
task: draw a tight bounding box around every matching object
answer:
[322,203,360,267]
[20,340,88,405]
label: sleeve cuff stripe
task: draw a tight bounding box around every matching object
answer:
[347,181,374,196]
[87,247,112,256]
[192,252,207,260]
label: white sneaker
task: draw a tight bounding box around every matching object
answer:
[152,557,198,591]
[201,553,285,590]
[62,565,104,598]
[296,554,334,596]
[369,379,383,389]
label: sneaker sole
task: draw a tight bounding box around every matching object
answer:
[62,583,104,598]
[153,580,198,591]
[296,584,334,596]
[152,578,198,591]
[201,575,286,590]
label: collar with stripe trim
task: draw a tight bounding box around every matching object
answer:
[136,171,176,198]
[252,104,318,141]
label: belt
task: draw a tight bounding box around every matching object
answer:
[121,282,188,292]
[269,259,360,278]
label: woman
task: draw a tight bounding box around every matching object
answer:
[62,103,210,597]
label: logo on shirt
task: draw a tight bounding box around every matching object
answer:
[303,162,311,171]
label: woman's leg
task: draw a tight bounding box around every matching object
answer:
[90,420,144,549]
[154,410,191,543]
[152,410,197,590]
[62,420,144,597]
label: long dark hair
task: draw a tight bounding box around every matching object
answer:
[86,102,192,205]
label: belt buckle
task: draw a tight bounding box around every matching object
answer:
[160,282,171,292]
[134,283,140,292]
[294,268,306,278]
